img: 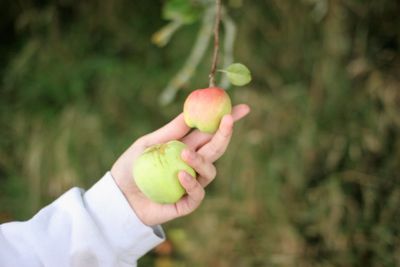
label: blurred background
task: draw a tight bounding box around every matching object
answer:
[1,0,400,266]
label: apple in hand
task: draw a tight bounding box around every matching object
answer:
[133,140,196,204]
[183,87,232,133]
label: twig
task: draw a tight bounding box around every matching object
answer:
[208,0,222,88]
[220,8,237,89]
[159,7,214,106]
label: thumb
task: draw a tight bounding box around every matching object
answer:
[142,113,191,145]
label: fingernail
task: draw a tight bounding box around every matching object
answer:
[180,171,192,182]
[184,173,193,182]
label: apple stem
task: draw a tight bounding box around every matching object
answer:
[209,0,222,88]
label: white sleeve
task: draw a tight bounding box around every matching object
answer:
[0,172,165,267]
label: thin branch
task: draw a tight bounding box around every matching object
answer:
[220,8,237,89]
[208,0,222,88]
[159,7,214,106]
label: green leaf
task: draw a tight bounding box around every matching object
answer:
[223,63,252,86]
[151,20,184,47]
[163,0,201,24]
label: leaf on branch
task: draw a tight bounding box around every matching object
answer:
[153,0,203,47]
[163,0,202,24]
[221,63,252,86]
[151,20,184,47]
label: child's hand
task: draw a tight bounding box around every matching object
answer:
[111,104,250,226]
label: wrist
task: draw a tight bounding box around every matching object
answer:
[85,172,165,260]
[110,167,152,226]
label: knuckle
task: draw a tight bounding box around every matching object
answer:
[178,205,191,217]
[186,178,198,192]
[136,136,153,147]
[210,166,217,180]
[193,152,204,164]
[180,204,191,216]
[211,147,221,159]
[189,152,198,165]
[220,129,232,139]
[207,144,218,156]
[135,136,146,145]
[199,189,206,201]
[204,165,216,181]
[192,153,205,169]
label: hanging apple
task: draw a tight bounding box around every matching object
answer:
[132,0,252,204]
[183,87,232,133]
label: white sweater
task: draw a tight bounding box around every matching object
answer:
[0,172,165,267]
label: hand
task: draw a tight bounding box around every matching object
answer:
[111,104,250,226]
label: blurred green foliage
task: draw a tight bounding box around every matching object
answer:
[1,0,400,266]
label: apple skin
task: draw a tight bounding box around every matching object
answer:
[183,87,232,133]
[132,140,196,204]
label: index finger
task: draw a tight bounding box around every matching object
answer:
[141,113,191,146]
[182,104,250,150]
[197,114,234,162]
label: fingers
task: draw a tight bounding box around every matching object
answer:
[182,104,251,150]
[173,149,218,217]
[197,114,234,162]
[174,171,205,216]
[181,131,212,151]
[142,104,250,150]
[141,113,191,146]
[231,104,251,121]
[182,149,217,187]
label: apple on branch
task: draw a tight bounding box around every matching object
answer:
[183,87,232,134]
[183,63,251,134]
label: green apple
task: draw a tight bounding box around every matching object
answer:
[132,140,196,204]
[183,87,232,133]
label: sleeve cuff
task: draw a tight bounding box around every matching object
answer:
[84,172,165,262]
